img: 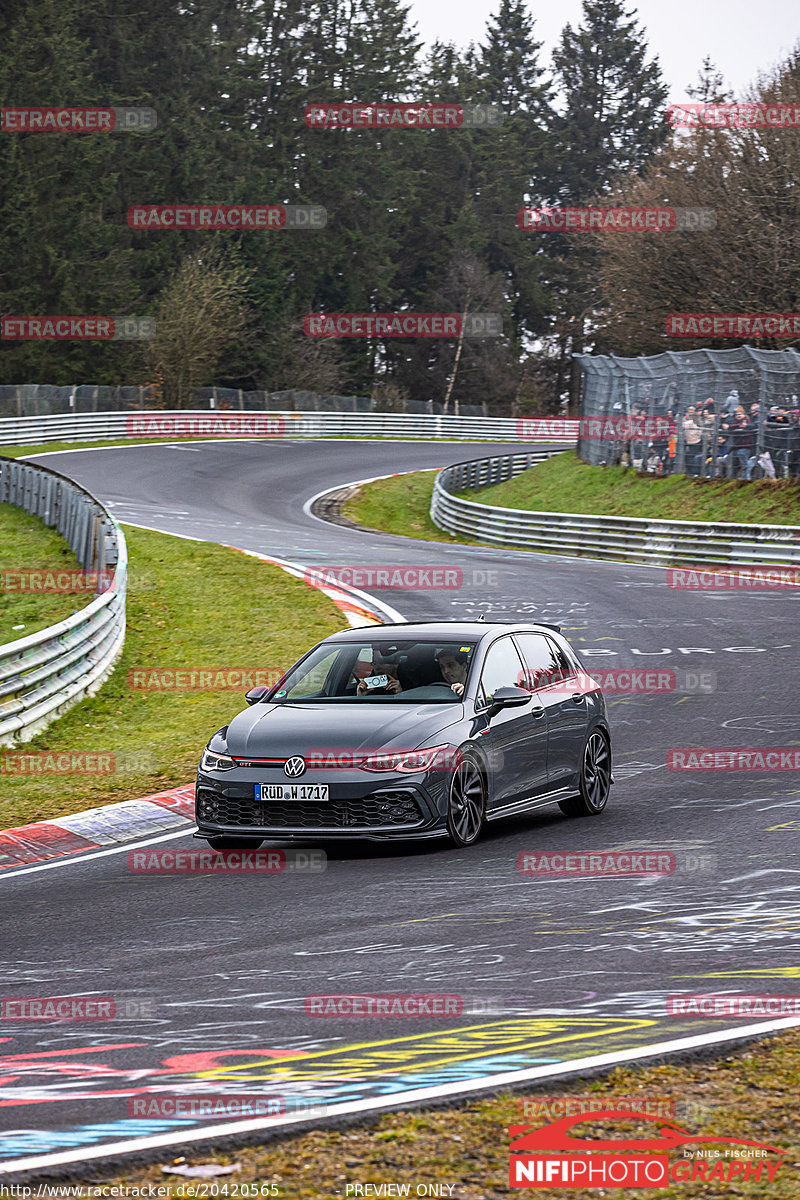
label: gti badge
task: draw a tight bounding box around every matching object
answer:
[284,756,306,778]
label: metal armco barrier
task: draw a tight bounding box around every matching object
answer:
[0,456,126,745]
[0,410,578,446]
[430,451,800,567]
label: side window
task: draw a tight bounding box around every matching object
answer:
[514,634,566,692]
[546,636,576,676]
[478,637,526,706]
[283,649,340,698]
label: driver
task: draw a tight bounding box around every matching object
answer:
[356,655,403,695]
[435,648,469,697]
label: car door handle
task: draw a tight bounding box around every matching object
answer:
[531,703,545,718]
[571,692,585,704]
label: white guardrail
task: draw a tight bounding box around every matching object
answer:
[0,457,126,746]
[0,410,578,446]
[430,450,800,567]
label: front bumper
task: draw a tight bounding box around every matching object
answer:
[195,770,448,840]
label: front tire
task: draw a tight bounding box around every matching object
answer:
[446,757,486,847]
[206,836,265,849]
[558,730,611,817]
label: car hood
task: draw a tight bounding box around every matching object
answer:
[224,702,463,757]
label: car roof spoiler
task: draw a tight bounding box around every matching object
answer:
[537,622,562,634]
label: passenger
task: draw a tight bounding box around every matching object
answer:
[436,648,469,697]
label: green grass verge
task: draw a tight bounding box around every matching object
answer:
[0,527,346,827]
[0,502,89,641]
[468,450,800,526]
[343,470,478,544]
[343,453,800,541]
[73,1026,799,1197]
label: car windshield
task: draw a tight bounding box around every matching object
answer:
[268,639,477,703]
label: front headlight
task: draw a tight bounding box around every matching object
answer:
[359,744,458,773]
[200,748,236,772]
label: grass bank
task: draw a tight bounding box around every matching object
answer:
[68,1025,799,1198]
[0,502,89,641]
[0,527,345,827]
[462,451,800,525]
[343,452,800,538]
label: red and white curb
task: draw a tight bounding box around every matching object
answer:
[224,544,404,627]
[0,785,195,871]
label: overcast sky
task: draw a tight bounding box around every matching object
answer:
[407,0,798,101]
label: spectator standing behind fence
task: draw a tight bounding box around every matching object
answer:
[764,405,791,477]
[713,431,729,476]
[722,405,755,478]
[682,406,703,475]
[788,410,800,477]
[723,388,739,416]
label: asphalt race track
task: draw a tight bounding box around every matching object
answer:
[1,438,799,1177]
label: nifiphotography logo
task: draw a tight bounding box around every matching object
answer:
[509,1111,786,1188]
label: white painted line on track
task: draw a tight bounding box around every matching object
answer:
[2,1016,798,1175]
[0,827,194,882]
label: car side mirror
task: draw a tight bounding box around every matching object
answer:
[245,686,268,705]
[488,686,531,716]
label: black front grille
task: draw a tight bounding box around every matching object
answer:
[196,789,423,829]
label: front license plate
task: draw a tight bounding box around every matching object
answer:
[255,783,329,802]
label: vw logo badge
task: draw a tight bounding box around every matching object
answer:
[284,756,306,778]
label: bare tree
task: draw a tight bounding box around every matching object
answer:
[258,313,342,395]
[591,49,800,354]
[143,248,249,408]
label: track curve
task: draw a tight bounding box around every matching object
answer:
[1,438,798,1177]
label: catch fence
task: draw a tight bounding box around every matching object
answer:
[575,347,800,480]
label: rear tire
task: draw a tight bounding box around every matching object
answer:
[558,730,611,817]
[206,836,265,849]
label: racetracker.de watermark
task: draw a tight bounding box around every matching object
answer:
[1,317,154,341]
[1,568,153,594]
[302,566,500,590]
[1,568,116,594]
[127,1095,326,1118]
[580,416,671,441]
[523,667,716,695]
[517,851,676,875]
[517,206,715,232]
[124,413,285,438]
[667,102,800,128]
[0,751,154,775]
[1,106,156,132]
[304,102,502,128]
[667,994,800,1017]
[303,747,462,771]
[0,996,156,1020]
[128,668,283,691]
[516,418,578,440]
[304,313,502,338]
[128,204,326,229]
[305,994,462,1017]
[666,313,800,338]
[127,848,326,873]
[518,1095,676,1119]
[667,566,800,590]
[667,748,800,771]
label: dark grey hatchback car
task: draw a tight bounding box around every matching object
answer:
[195,621,613,848]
